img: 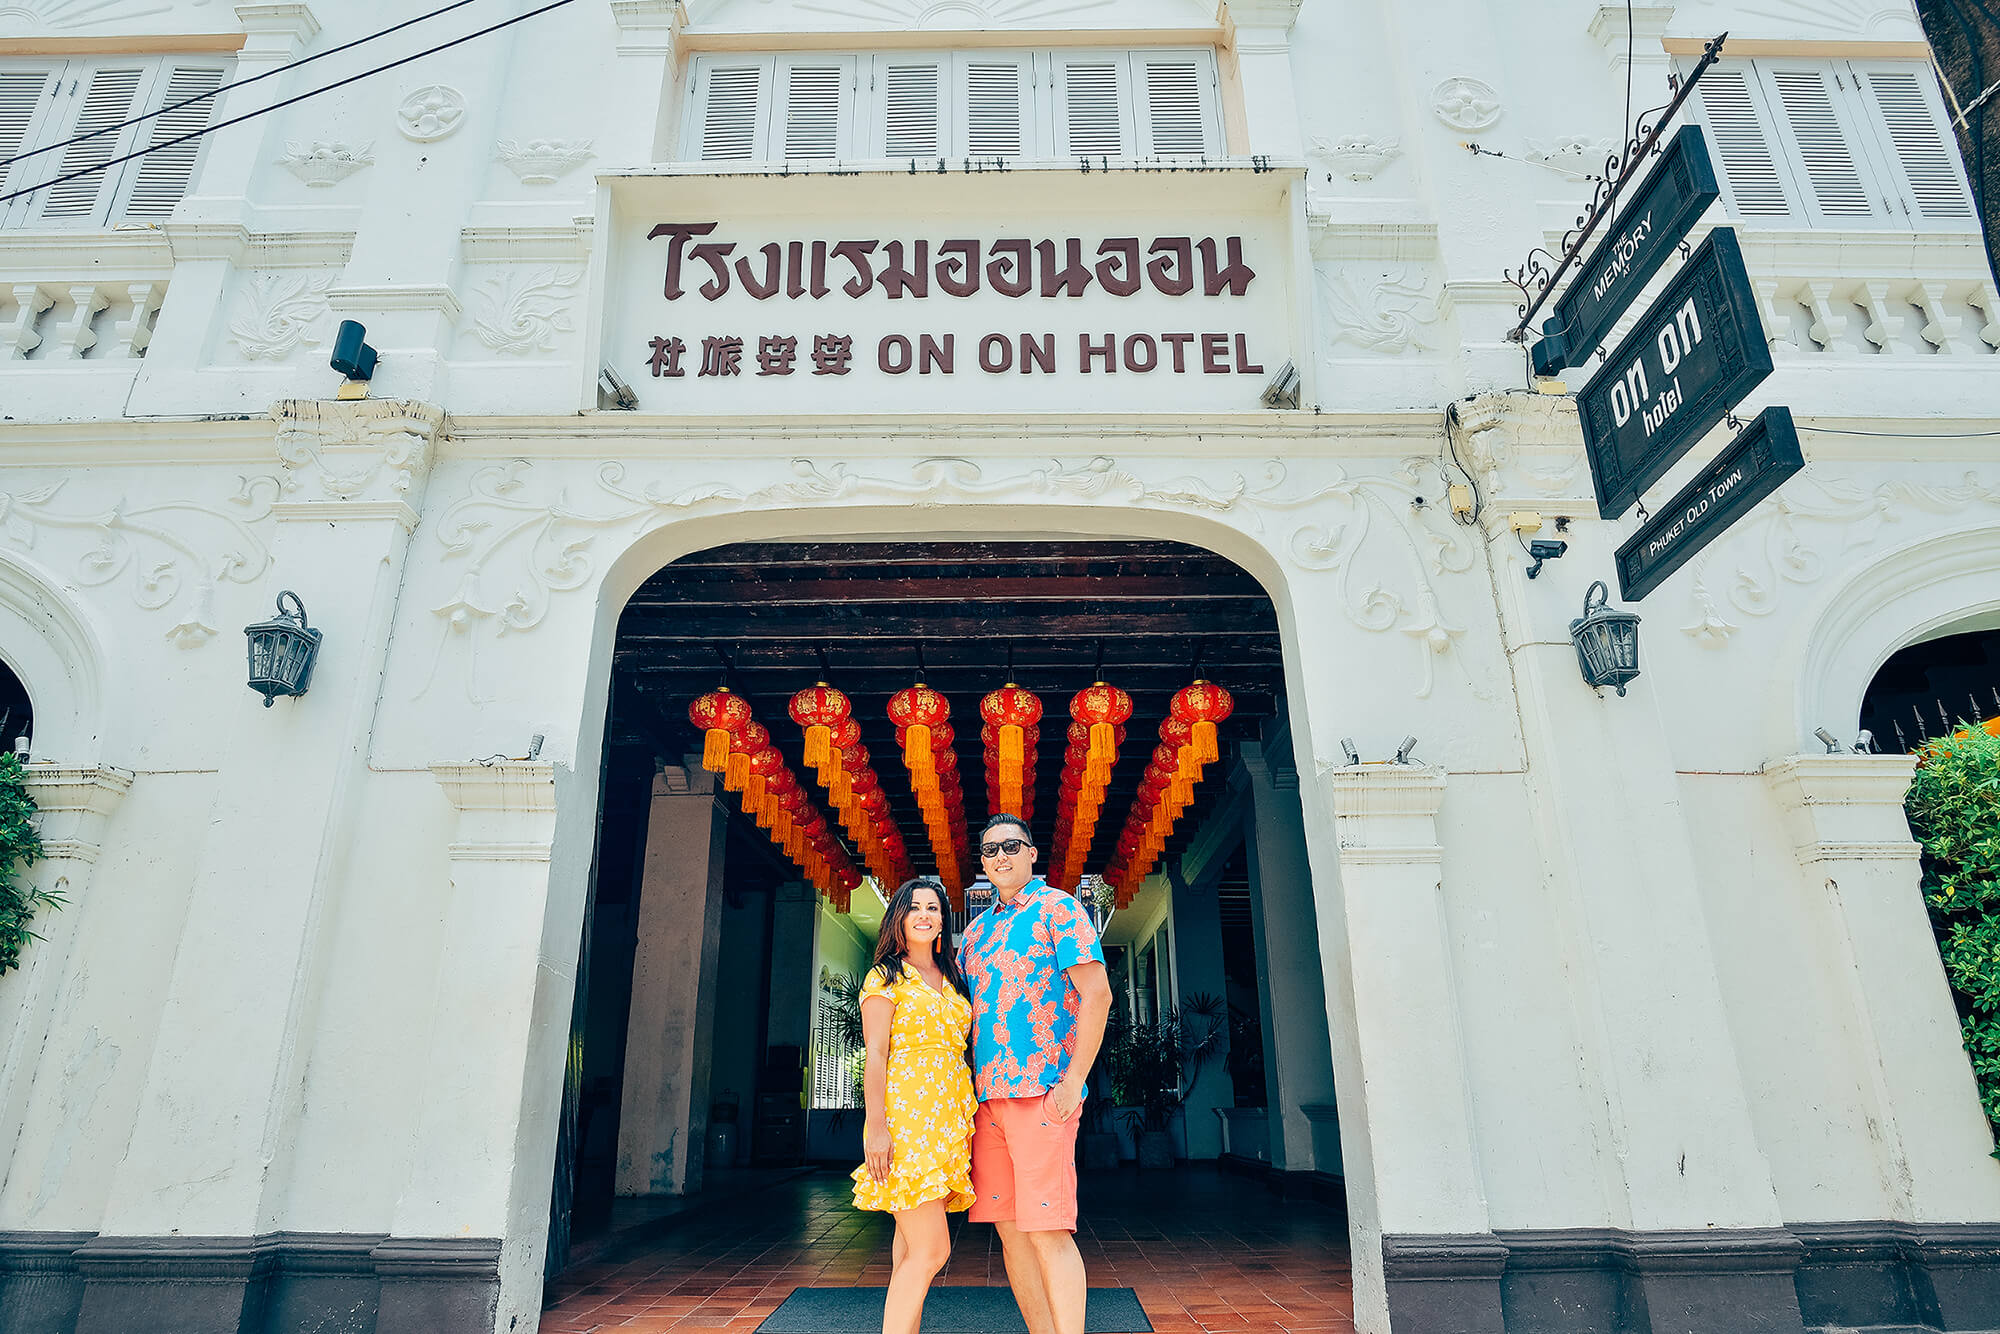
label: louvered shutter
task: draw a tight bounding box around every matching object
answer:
[960,56,1028,157]
[35,62,151,225]
[778,57,851,160]
[113,62,224,221]
[877,58,944,158]
[1055,54,1128,156]
[0,64,61,202]
[1694,63,1794,218]
[1854,64,1975,224]
[1136,52,1213,156]
[1761,63,1878,221]
[692,58,770,161]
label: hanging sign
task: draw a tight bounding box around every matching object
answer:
[1533,125,1721,374]
[1614,406,1803,601]
[1577,227,1772,519]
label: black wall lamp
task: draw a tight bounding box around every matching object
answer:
[332,320,377,399]
[1570,581,1642,697]
[245,591,323,707]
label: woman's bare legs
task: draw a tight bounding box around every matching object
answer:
[883,1199,952,1334]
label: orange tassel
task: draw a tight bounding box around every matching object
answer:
[703,729,731,773]
[1193,720,1218,765]
[725,752,749,792]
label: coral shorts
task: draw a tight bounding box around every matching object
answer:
[967,1093,1081,1232]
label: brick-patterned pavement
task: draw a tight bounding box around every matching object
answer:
[541,1165,1355,1334]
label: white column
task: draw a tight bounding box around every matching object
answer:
[1240,742,1339,1174]
[1166,858,1231,1160]
[100,400,442,1239]
[1220,0,1305,157]
[1323,764,1489,1235]
[387,761,561,1334]
[606,1,687,164]
[0,767,134,1185]
[1763,754,2000,1219]
[615,764,727,1197]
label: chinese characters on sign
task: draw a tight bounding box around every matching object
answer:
[638,223,1268,384]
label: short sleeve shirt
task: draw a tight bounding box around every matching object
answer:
[957,877,1105,1102]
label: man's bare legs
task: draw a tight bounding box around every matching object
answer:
[996,1220,1087,1334]
[883,1200,951,1334]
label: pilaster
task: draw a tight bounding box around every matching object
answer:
[99,401,445,1246]
[609,0,688,163]
[0,768,134,1189]
[1762,754,2000,1221]
[387,762,558,1334]
[1219,0,1305,158]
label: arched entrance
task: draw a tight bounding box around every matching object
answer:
[543,537,1350,1329]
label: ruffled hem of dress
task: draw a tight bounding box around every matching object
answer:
[850,1161,975,1214]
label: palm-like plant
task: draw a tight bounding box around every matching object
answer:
[1104,992,1226,1134]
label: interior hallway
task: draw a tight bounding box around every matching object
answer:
[540,1166,1355,1333]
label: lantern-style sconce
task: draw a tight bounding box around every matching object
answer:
[244,591,323,707]
[1569,581,1641,697]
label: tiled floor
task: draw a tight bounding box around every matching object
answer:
[540,1165,1355,1334]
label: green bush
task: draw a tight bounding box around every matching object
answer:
[1907,727,2000,1140]
[0,753,49,975]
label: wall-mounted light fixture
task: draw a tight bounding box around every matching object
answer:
[1570,581,1642,697]
[331,320,378,400]
[245,591,323,707]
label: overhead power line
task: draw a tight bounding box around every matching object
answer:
[3,0,492,171]
[0,0,581,209]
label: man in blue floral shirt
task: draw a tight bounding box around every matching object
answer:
[958,813,1112,1334]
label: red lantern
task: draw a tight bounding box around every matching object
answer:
[789,684,851,771]
[724,720,770,793]
[689,688,753,773]
[1172,680,1235,767]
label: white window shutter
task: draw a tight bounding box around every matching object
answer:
[694,59,769,161]
[1136,52,1213,156]
[1855,64,1975,223]
[1762,64,1877,220]
[961,56,1027,157]
[1695,64,1794,218]
[1055,55,1127,156]
[0,64,62,199]
[879,58,944,158]
[35,62,150,225]
[778,58,851,160]
[114,62,225,221]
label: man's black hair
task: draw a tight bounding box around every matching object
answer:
[979,812,1033,844]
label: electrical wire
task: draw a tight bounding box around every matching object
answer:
[1,0,493,171]
[1797,425,2000,438]
[0,0,581,209]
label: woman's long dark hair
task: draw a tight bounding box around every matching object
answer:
[873,876,969,997]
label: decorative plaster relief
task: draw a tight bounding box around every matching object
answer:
[1308,135,1401,183]
[1318,266,1445,355]
[0,475,278,647]
[278,140,374,187]
[420,455,1475,702]
[228,272,333,361]
[1524,135,1617,168]
[497,138,595,185]
[397,85,467,142]
[1680,468,2000,647]
[271,398,447,508]
[466,267,581,355]
[0,0,188,33]
[1431,77,1502,132]
[1447,393,1588,496]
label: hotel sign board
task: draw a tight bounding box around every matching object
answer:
[603,173,1296,415]
[1577,227,1772,519]
[1533,126,1720,374]
[1614,406,1803,601]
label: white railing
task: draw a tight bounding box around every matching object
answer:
[1,278,167,361]
[1758,273,2000,358]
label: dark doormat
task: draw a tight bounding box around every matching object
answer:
[756,1285,1154,1333]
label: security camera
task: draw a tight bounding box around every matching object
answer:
[1260,360,1300,410]
[599,365,639,410]
[1525,539,1568,579]
[330,320,377,381]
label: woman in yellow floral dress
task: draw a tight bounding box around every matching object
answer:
[851,876,977,1334]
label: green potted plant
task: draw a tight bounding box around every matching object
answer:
[1104,993,1225,1168]
[0,753,48,977]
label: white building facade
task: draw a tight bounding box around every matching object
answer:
[1,2,1998,1333]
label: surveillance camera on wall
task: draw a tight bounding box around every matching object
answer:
[1260,361,1300,410]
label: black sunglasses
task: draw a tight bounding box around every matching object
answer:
[979,838,1032,858]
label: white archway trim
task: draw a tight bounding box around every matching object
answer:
[1785,522,2000,756]
[0,545,122,769]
